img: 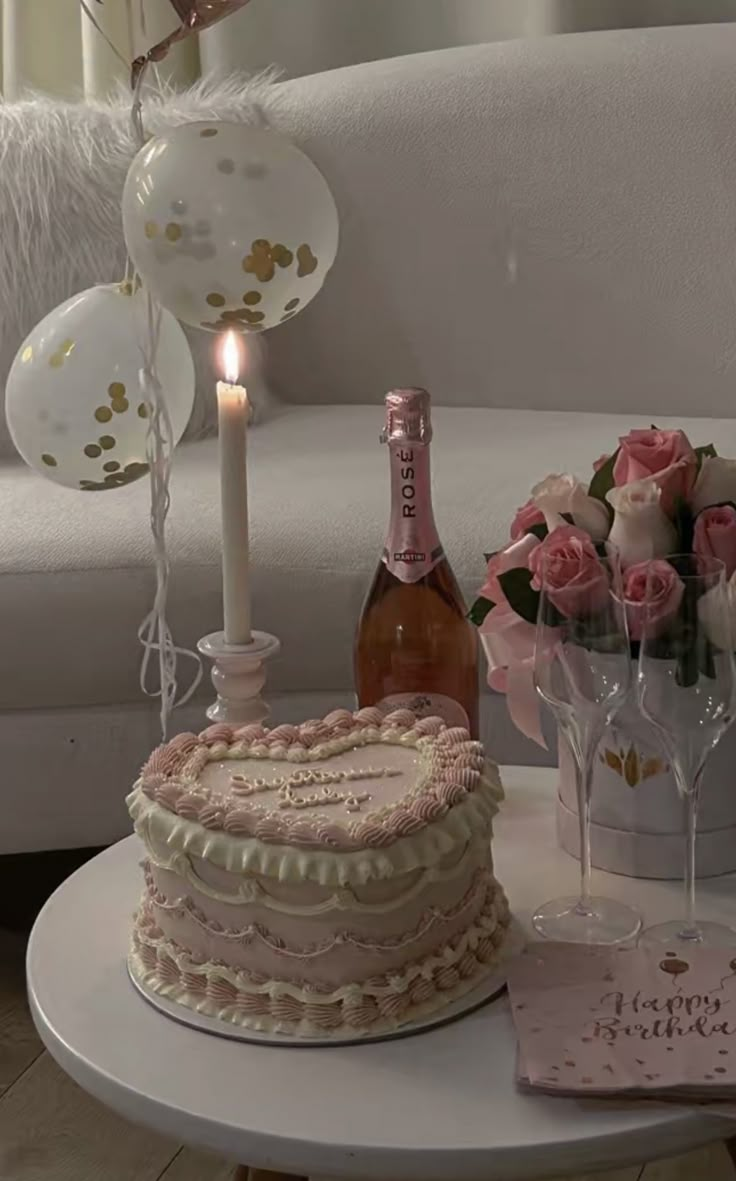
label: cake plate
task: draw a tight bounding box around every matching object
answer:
[128,918,526,1048]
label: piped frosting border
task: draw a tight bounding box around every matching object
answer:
[129,880,512,1038]
[127,708,503,887]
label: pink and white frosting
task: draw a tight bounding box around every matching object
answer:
[132,708,494,854]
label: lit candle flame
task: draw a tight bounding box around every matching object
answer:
[220,329,243,385]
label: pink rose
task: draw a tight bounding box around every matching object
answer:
[694,505,736,578]
[528,525,609,617]
[613,428,697,513]
[510,497,545,541]
[622,559,684,641]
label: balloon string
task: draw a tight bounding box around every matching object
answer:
[137,290,203,738]
[131,65,202,740]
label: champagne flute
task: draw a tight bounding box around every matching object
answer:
[636,554,736,947]
[533,550,642,944]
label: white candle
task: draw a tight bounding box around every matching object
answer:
[217,331,251,645]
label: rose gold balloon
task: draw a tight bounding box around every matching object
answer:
[132,0,251,84]
[168,1,251,30]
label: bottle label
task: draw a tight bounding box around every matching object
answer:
[376,692,470,730]
[383,442,442,583]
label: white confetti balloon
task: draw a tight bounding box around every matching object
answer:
[6,283,195,491]
[122,121,339,333]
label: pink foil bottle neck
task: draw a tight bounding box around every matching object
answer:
[381,389,442,582]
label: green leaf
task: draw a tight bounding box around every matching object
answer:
[672,495,694,553]
[696,443,717,461]
[483,552,495,564]
[525,522,548,541]
[497,568,540,625]
[588,448,620,506]
[468,596,495,627]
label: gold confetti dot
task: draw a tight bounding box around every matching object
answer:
[296,243,318,277]
[243,309,264,324]
[95,406,113,423]
[200,128,218,137]
[99,435,116,450]
[61,339,75,356]
[84,443,102,459]
[49,353,63,369]
[108,381,126,399]
[103,460,120,472]
[243,291,262,305]
[284,297,300,311]
[206,292,226,307]
[137,403,149,418]
[144,221,158,239]
[41,453,57,467]
[21,346,33,363]
[272,244,293,268]
[124,461,149,480]
[111,398,129,414]
[165,223,182,242]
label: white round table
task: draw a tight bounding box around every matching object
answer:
[27,767,735,1181]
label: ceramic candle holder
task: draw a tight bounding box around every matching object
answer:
[197,630,281,725]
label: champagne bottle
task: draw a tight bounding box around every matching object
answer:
[354,388,479,737]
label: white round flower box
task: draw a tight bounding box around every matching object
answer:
[556,700,736,878]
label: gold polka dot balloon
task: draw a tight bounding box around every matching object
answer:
[122,122,339,333]
[5,284,195,491]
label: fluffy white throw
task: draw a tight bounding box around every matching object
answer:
[0,76,278,459]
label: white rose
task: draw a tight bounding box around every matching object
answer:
[531,473,610,541]
[698,571,736,652]
[692,457,736,514]
[606,480,677,568]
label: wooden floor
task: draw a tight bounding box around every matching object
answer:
[1,925,736,1181]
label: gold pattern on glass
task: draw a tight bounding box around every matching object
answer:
[243,291,262,305]
[296,244,318,277]
[99,435,116,451]
[599,745,669,788]
[145,221,159,239]
[84,443,102,458]
[137,403,149,418]
[165,223,182,242]
[206,292,226,307]
[200,128,218,137]
[217,158,235,174]
[284,297,300,311]
[108,381,126,399]
[94,406,113,423]
[111,397,129,414]
[103,460,120,472]
[21,346,33,364]
[280,311,297,322]
[41,453,57,467]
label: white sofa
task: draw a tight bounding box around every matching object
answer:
[5,23,736,854]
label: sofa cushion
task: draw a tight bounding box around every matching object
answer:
[265,26,736,419]
[2,402,735,713]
